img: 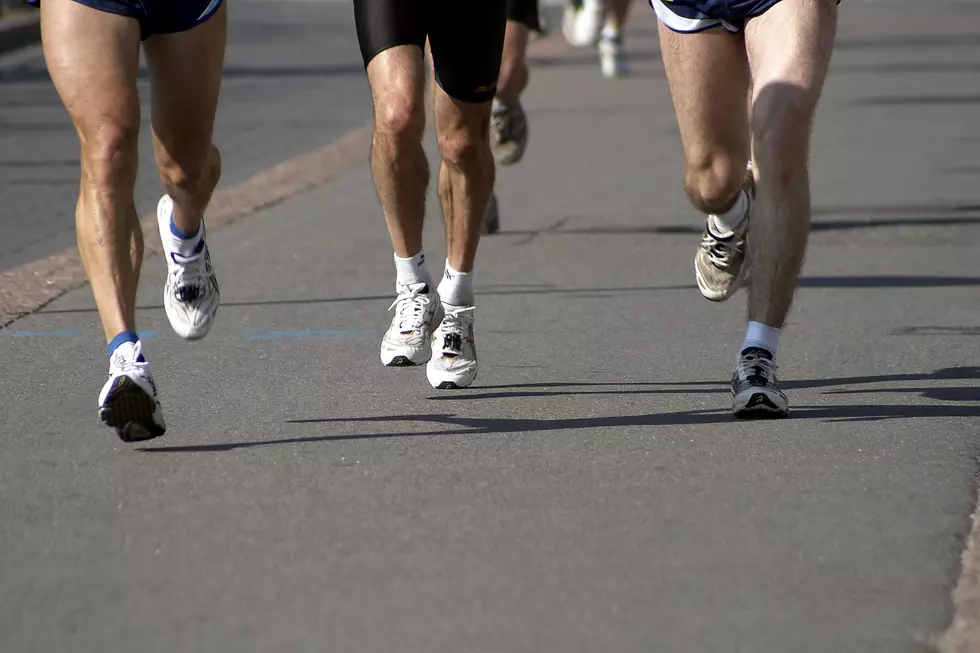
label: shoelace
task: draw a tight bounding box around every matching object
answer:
[438,306,475,352]
[700,230,742,270]
[170,250,212,301]
[736,353,778,385]
[388,284,432,333]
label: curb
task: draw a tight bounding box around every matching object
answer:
[0,11,40,55]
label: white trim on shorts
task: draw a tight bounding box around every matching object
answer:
[649,0,742,33]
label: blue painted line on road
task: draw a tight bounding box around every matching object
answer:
[0,328,375,341]
[0,329,80,337]
[246,329,376,340]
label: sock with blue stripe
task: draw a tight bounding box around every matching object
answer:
[165,203,204,258]
[107,331,142,359]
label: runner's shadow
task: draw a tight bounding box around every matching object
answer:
[137,367,980,454]
[424,367,980,405]
[137,409,731,454]
[138,399,980,454]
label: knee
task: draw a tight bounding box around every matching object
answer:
[157,141,221,198]
[437,123,489,173]
[683,152,746,215]
[81,123,139,192]
[374,96,425,146]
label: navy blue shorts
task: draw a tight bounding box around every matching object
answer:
[27,0,223,40]
[651,0,836,32]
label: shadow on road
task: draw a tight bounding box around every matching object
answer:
[137,368,980,453]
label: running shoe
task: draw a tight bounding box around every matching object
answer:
[98,341,166,442]
[426,303,478,389]
[490,98,529,166]
[381,282,444,366]
[694,164,755,301]
[157,195,220,340]
[731,347,789,418]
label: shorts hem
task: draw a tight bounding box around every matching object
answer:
[649,0,741,33]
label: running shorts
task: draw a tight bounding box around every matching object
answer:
[651,0,838,33]
[27,0,223,40]
[509,0,542,32]
[354,0,507,104]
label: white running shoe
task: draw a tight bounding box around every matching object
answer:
[694,164,754,302]
[381,282,444,367]
[98,341,166,442]
[562,0,604,48]
[157,195,220,340]
[426,303,477,389]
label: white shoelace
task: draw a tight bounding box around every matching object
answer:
[437,306,475,353]
[169,249,213,301]
[388,283,433,333]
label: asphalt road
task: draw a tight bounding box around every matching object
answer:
[1,1,980,651]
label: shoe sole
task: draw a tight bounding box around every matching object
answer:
[427,366,478,390]
[99,378,166,442]
[383,353,429,367]
[733,390,789,419]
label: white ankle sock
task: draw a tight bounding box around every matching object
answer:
[394,250,432,288]
[437,261,474,306]
[709,190,748,237]
[741,321,781,359]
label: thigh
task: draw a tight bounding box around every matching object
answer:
[658,20,751,169]
[39,0,142,144]
[143,1,227,154]
[429,0,507,104]
[353,0,427,68]
[744,0,838,117]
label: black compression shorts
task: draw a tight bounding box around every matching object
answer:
[508,0,542,32]
[354,0,507,104]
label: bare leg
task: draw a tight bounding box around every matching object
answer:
[744,0,838,328]
[40,0,142,343]
[658,22,750,215]
[42,0,167,440]
[496,20,530,101]
[605,0,632,32]
[434,87,495,274]
[366,45,428,258]
[599,0,633,77]
[145,2,227,236]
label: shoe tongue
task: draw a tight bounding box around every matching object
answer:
[112,341,143,365]
[740,346,773,360]
[399,281,429,294]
